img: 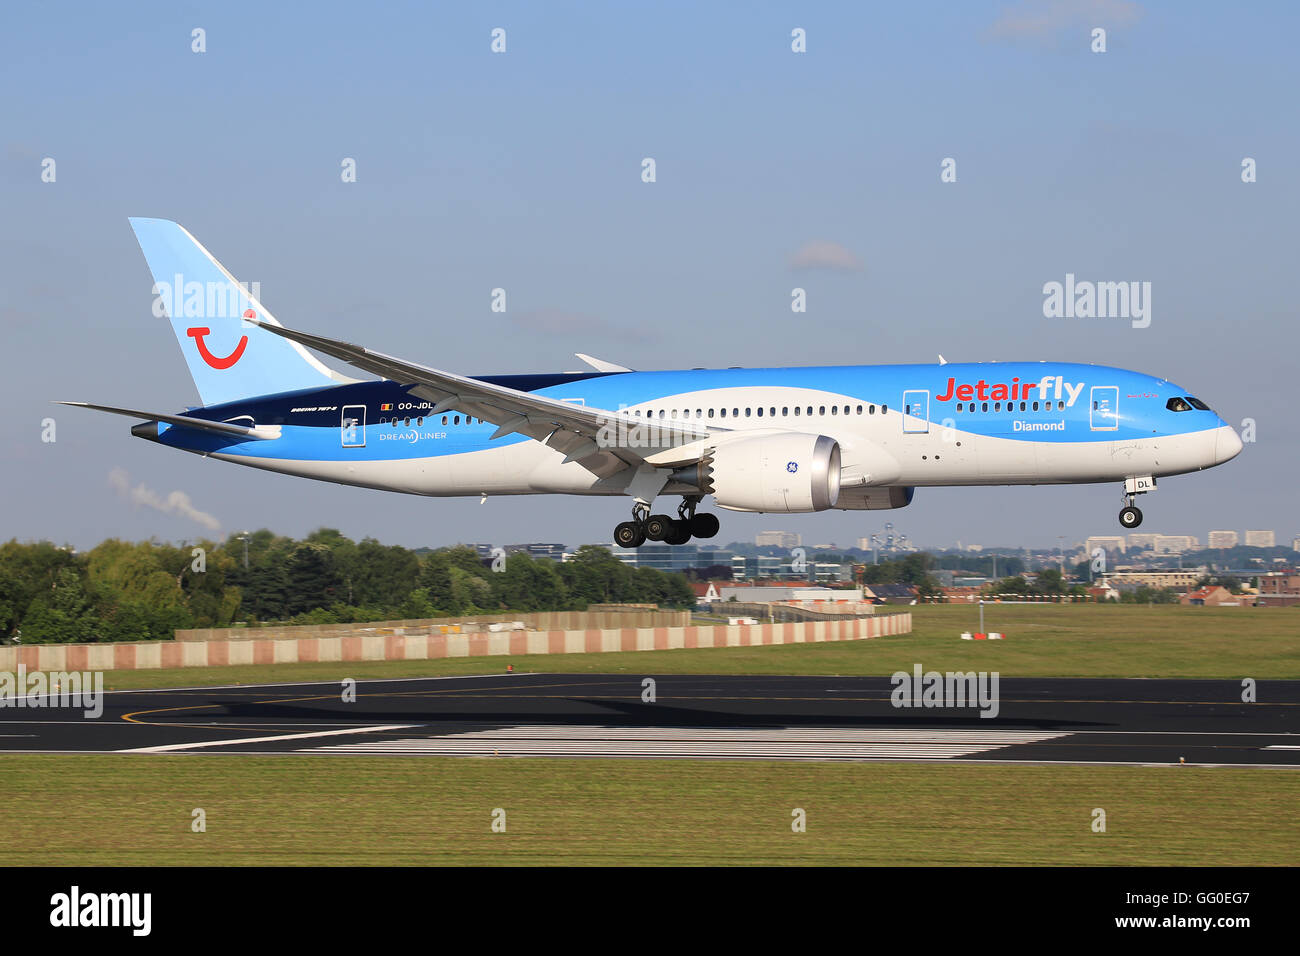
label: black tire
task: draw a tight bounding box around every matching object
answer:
[614,521,646,548]
[690,512,720,539]
[663,519,693,545]
[644,514,673,541]
[1119,506,1143,529]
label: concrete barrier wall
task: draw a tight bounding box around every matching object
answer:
[175,609,693,642]
[0,613,910,672]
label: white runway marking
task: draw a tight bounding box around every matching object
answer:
[303,725,1073,760]
[119,723,418,753]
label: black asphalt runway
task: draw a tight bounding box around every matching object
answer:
[2,673,1297,766]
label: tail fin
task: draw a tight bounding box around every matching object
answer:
[128,218,353,407]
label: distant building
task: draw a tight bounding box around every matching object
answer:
[612,544,700,571]
[1245,530,1275,548]
[1293,535,1300,552]
[1087,581,1120,602]
[504,543,566,561]
[1257,573,1300,607]
[1127,533,1159,551]
[1180,585,1243,607]
[1086,536,1127,555]
[869,583,919,605]
[716,585,865,604]
[1108,569,1205,590]
[1208,530,1239,549]
[755,531,801,548]
[1154,535,1198,553]
[1258,574,1300,595]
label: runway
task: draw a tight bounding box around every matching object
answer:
[2,673,1297,766]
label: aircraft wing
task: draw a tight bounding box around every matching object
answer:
[251,320,714,476]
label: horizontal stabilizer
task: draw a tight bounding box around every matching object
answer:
[55,402,280,440]
[575,353,633,373]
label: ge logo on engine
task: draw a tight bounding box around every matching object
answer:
[787,461,798,473]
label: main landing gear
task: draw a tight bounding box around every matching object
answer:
[613,497,720,548]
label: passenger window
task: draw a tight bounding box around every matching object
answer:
[404,417,411,426]
[994,402,1001,411]
[782,407,788,416]
[818,406,826,415]
[708,408,714,418]
[745,408,751,417]
[856,405,863,414]
[794,407,801,416]
[732,408,739,417]
[757,407,764,417]
[719,408,726,418]
[869,405,875,415]
[981,402,988,412]
[1032,402,1039,411]
[831,406,838,415]
[417,417,424,426]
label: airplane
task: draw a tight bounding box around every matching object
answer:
[62,218,1243,547]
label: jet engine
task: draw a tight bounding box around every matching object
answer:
[672,433,841,513]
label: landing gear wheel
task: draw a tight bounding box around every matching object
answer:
[1119,506,1143,529]
[663,520,693,545]
[614,521,646,548]
[644,514,674,542]
[690,512,720,539]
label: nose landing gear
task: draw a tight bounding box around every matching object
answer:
[1117,475,1155,529]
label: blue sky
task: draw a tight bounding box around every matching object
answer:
[2,1,1296,551]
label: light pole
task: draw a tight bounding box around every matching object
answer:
[237,531,250,570]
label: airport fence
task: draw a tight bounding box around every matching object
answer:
[0,613,911,672]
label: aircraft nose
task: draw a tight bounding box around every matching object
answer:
[1215,424,1243,464]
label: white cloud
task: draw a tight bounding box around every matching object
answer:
[789,240,863,273]
[988,0,1142,40]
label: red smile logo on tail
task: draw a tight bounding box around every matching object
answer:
[186,312,252,369]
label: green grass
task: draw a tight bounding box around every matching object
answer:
[1,755,1294,865]
[96,604,1300,691]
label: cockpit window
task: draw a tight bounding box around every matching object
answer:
[1166,397,1192,412]
[1185,396,1211,411]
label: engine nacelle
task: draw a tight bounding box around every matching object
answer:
[835,486,915,510]
[698,433,841,513]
